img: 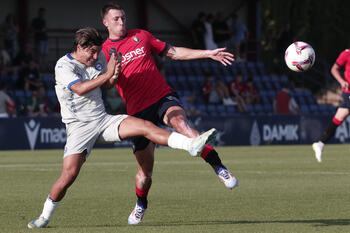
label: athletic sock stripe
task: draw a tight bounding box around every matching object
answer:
[200,144,214,159]
[135,185,149,197]
[332,117,342,125]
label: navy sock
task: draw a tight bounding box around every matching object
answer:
[204,149,224,174]
[136,195,148,209]
[320,121,339,143]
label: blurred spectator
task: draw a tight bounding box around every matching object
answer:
[181,93,202,117]
[0,38,12,75]
[2,13,19,59]
[203,14,217,50]
[24,85,49,117]
[229,72,246,95]
[105,88,126,114]
[212,11,231,48]
[191,12,206,49]
[16,59,42,90]
[228,72,247,112]
[0,81,16,118]
[273,84,299,114]
[202,75,236,106]
[31,7,48,70]
[243,78,260,105]
[13,42,34,68]
[228,13,248,61]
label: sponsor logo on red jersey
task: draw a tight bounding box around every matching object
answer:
[122,46,145,65]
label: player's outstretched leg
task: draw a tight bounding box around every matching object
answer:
[200,145,238,189]
[164,106,238,189]
[312,141,324,163]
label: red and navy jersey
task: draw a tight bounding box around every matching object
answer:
[275,89,291,114]
[102,29,172,115]
[336,49,350,92]
[229,80,246,96]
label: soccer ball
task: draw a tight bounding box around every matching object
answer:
[284,41,315,72]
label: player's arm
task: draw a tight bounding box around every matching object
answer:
[331,63,348,90]
[71,53,117,96]
[165,45,234,66]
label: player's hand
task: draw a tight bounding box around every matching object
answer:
[114,52,122,76]
[208,48,235,66]
[340,80,349,90]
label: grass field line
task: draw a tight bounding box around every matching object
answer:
[1,162,350,176]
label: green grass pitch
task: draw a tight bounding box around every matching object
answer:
[1,145,350,233]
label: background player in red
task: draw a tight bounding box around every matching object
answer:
[313,49,350,163]
[101,3,238,224]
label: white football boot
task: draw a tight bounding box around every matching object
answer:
[312,141,324,163]
[128,202,146,225]
[27,216,50,228]
[189,128,217,157]
[217,167,239,190]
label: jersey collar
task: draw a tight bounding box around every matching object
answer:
[66,53,74,60]
[109,33,128,42]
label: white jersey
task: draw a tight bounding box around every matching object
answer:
[55,52,108,123]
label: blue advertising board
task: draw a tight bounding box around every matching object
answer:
[0,115,348,150]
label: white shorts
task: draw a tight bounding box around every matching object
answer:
[63,114,128,158]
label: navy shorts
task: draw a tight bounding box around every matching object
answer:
[131,92,183,153]
[340,92,350,109]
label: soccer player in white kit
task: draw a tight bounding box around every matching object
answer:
[27,27,217,228]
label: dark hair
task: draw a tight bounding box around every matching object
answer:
[101,2,123,19]
[72,27,103,52]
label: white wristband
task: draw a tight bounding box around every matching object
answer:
[112,74,118,79]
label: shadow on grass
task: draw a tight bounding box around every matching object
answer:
[84,218,350,228]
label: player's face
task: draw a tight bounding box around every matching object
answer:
[103,9,126,38]
[78,45,101,67]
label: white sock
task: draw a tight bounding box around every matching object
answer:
[39,196,60,220]
[167,132,193,151]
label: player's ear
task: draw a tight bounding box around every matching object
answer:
[102,18,108,28]
[76,44,83,53]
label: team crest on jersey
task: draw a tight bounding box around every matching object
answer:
[95,62,103,71]
[133,36,140,43]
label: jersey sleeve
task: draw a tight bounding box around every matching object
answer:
[55,61,82,91]
[144,30,169,56]
[336,49,350,67]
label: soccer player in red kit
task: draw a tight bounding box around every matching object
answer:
[101,3,238,224]
[313,49,350,162]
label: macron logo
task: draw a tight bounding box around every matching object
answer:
[122,47,145,65]
[24,119,40,150]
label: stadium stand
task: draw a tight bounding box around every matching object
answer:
[0,59,336,117]
[163,60,331,116]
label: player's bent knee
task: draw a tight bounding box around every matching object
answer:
[61,170,79,186]
[136,171,152,184]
